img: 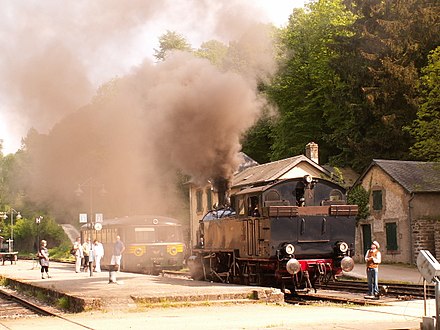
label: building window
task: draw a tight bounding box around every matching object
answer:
[206,188,212,211]
[386,222,398,250]
[372,190,383,211]
[196,190,203,213]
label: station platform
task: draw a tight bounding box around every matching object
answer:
[0,260,427,313]
[0,260,282,312]
[343,262,425,284]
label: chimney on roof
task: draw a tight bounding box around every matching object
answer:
[305,142,319,164]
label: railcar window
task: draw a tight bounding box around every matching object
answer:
[134,227,181,243]
[135,227,155,243]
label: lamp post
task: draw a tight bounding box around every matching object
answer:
[0,209,22,252]
[75,177,106,277]
[36,216,43,252]
[75,177,106,228]
[0,212,7,251]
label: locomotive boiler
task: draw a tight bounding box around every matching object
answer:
[188,176,357,293]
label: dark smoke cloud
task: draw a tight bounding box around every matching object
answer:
[0,1,278,221]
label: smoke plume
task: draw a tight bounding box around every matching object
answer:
[0,1,278,221]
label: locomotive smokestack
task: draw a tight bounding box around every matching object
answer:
[213,177,229,207]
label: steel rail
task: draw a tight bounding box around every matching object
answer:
[0,287,95,329]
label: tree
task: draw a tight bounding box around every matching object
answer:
[194,40,228,68]
[330,0,440,170]
[267,0,356,162]
[347,185,370,222]
[241,114,274,164]
[154,30,192,62]
[408,46,440,161]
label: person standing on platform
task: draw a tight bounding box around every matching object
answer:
[93,239,104,272]
[364,240,382,300]
[82,238,91,272]
[73,237,83,273]
[38,240,50,279]
[111,235,125,272]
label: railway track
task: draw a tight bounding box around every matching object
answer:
[0,287,94,329]
[0,288,53,319]
[316,279,435,299]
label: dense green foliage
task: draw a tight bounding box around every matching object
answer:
[347,185,370,222]
[267,1,358,164]
[0,152,71,254]
[407,46,440,161]
[265,0,439,171]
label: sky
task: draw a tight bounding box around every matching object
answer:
[0,0,306,155]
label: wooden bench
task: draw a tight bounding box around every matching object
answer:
[0,252,18,265]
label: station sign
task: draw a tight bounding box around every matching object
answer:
[79,213,88,223]
[95,213,103,223]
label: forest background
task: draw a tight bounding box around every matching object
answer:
[0,0,438,255]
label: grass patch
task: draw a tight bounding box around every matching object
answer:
[0,276,9,286]
[56,296,70,310]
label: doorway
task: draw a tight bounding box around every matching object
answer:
[361,224,372,256]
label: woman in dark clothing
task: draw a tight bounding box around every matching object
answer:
[38,240,50,279]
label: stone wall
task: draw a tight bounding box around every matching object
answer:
[412,218,440,263]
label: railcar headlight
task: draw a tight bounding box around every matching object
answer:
[285,244,295,255]
[286,258,301,275]
[338,242,349,253]
[340,256,354,272]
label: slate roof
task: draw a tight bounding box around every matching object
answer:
[231,155,330,188]
[371,159,440,193]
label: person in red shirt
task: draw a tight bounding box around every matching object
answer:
[364,240,381,299]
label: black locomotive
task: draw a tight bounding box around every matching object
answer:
[188,176,357,293]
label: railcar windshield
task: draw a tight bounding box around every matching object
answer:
[134,226,182,243]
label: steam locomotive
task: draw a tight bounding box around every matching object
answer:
[81,215,185,274]
[188,176,357,293]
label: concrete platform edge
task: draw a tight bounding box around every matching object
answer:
[0,273,284,313]
[1,275,101,313]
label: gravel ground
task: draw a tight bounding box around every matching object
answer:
[0,299,431,330]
